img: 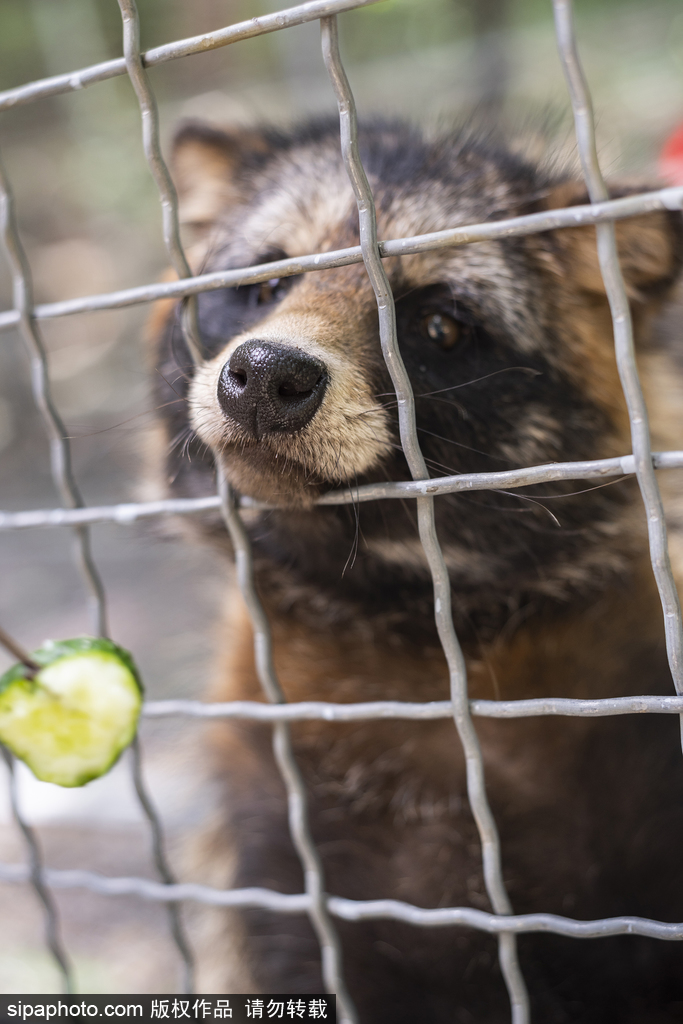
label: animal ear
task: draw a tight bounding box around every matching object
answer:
[541,181,683,302]
[171,120,273,233]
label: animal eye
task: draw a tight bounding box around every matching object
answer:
[255,277,289,305]
[422,312,459,351]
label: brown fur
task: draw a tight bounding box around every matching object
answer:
[150,119,683,1021]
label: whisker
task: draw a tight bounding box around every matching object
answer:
[155,366,188,400]
[168,425,193,457]
[383,441,463,481]
[181,431,196,461]
[492,490,562,528]
[341,474,362,577]
[416,426,512,463]
[373,366,540,401]
[416,366,541,399]
[414,395,474,410]
[382,439,562,527]
[66,400,186,439]
[514,477,626,500]
[169,320,197,384]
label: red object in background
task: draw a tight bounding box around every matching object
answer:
[659,122,683,185]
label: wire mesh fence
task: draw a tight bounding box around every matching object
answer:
[1,0,683,1021]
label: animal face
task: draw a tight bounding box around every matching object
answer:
[155,119,682,634]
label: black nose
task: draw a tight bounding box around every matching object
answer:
[217,340,328,440]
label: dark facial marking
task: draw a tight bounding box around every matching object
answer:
[194,249,300,357]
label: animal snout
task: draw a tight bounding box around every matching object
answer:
[217,340,328,440]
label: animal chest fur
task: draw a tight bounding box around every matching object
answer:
[151,118,683,1022]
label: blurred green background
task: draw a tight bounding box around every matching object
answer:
[0,0,681,996]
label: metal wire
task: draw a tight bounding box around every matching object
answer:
[553,0,683,748]
[141,694,683,722]
[0,141,196,988]
[0,152,107,639]
[2,859,683,941]
[128,737,195,994]
[0,0,386,113]
[320,15,529,1022]
[0,748,74,994]
[216,468,358,1024]
[115,0,356,1006]
[3,449,683,529]
[1,0,683,1018]
[0,186,680,333]
[114,0,212,991]
[0,138,107,994]
[117,0,202,366]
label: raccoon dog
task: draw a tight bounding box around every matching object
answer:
[152,118,683,1022]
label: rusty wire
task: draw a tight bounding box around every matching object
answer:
[1,0,683,1019]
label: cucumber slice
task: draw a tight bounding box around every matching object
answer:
[0,636,143,787]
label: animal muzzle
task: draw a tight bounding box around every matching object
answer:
[216,340,329,440]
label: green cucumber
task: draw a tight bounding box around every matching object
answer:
[0,637,143,787]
